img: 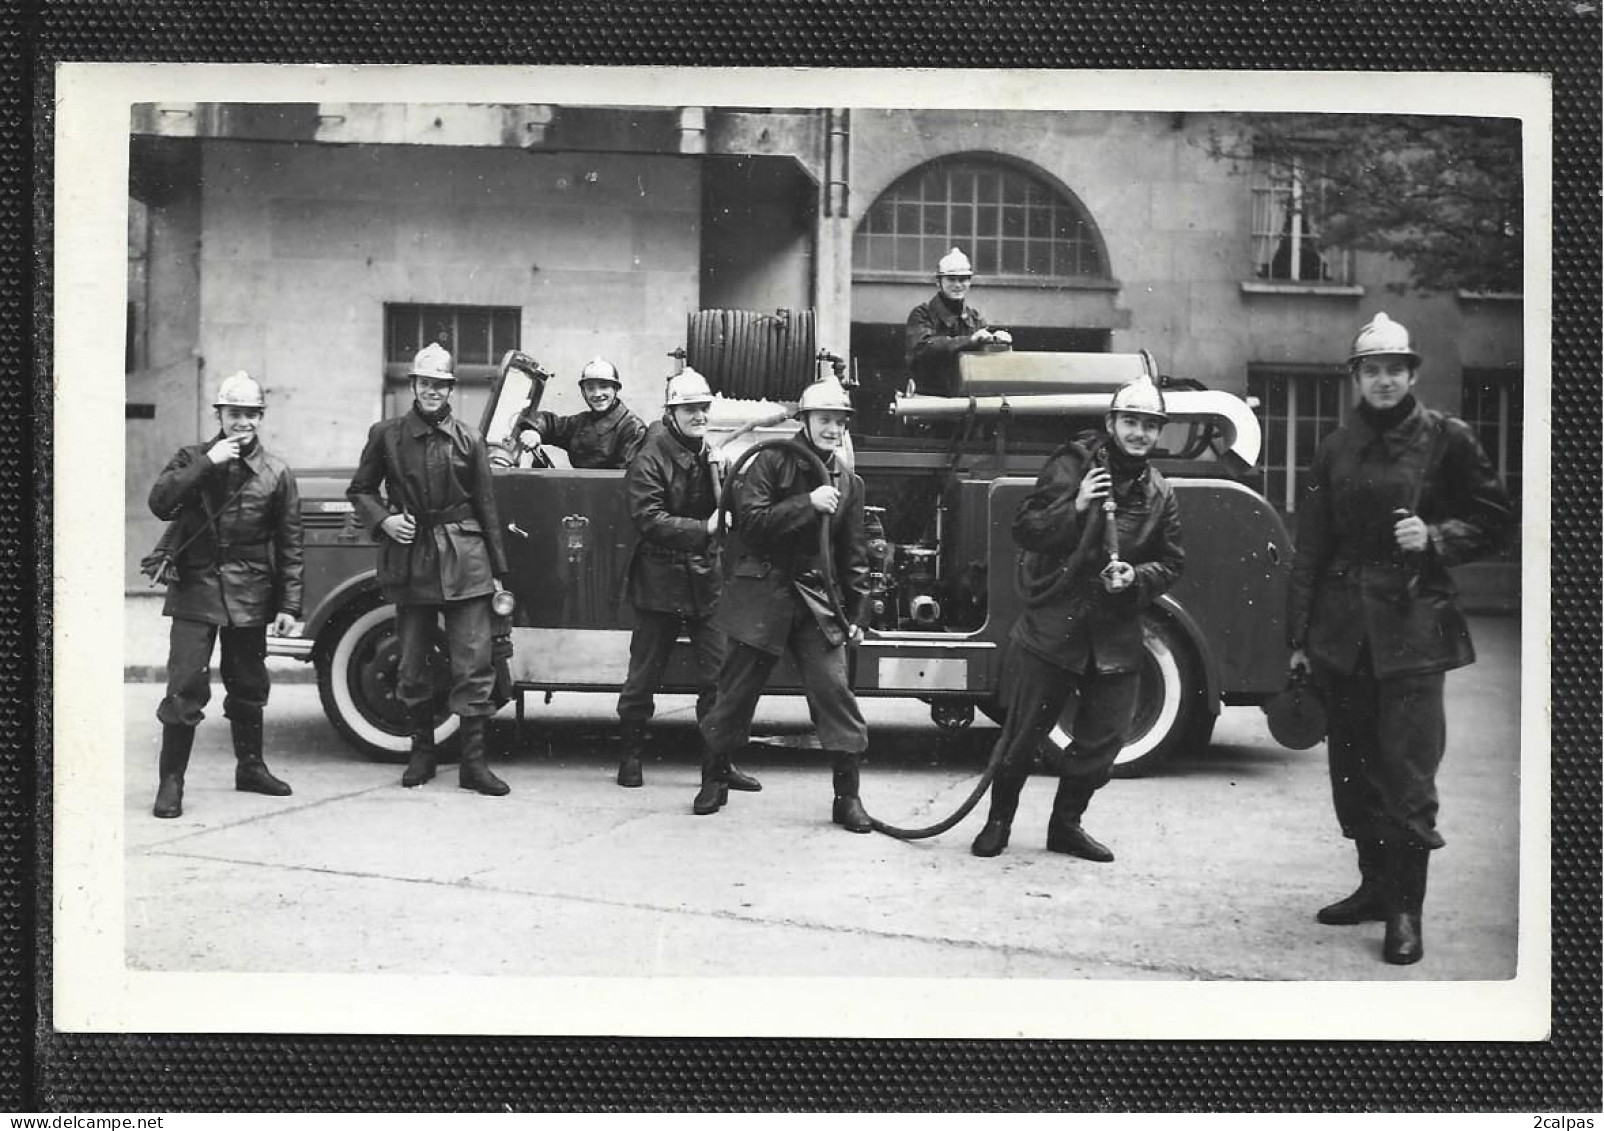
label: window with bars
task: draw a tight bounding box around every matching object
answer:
[383,304,521,422]
[1250,153,1352,285]
[1460,368,1523,522]
[1248,366,1349,515]
[853,159,1106,280]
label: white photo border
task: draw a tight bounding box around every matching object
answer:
[52,63,1552,1040]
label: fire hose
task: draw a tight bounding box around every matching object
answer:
[715,435,1007,841]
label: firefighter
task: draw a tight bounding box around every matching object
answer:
[511,356,648,469]
[346,342,513,796]
[904,247,1012,397]
[613,368,759,795]
[147,371,304,819]
[1288,312,1512,965]
[696,376,873,830]
[970,372,1185,861]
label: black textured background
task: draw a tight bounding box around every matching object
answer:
[20,0,1601,1112]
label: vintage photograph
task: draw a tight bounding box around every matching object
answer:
[53,65,1548,1039]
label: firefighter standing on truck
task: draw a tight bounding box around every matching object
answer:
[1288,312,1512,966]
[612,367,760,796]
[510,356,647,469]
[346,342,513,797]
[147,371,304,819]
[970,372,1184,862]
[904,247,1011,397]
[697,376,874,831]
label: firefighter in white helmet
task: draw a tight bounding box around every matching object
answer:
[969,371,1184,863]
[146,370,305,819]
[697,376,875,830]
[904,246,1012,397]
[611,368,759,794]
[347,342,514,797]
[511,356,647,469]
[1288,312,1512,965]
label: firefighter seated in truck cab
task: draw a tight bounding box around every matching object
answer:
[904,247,1012,398]
[507,356,648,469]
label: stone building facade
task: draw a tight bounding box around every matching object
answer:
[125,103,1523,592]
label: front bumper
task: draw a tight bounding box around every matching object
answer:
[266,637,315,660]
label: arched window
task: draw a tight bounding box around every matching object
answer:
[854,157,1106,280]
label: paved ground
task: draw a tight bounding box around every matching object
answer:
[115,615,1526,990]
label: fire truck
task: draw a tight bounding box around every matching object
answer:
[271,314,1294,777]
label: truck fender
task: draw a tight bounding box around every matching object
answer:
[1150,593,1221,717]
[306,569,382,654]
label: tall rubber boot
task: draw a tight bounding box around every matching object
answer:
[1044,778,1113,862]
[615,718,646,788]
[970,763,1028,857]
[152,724,195,819]
[1382,842,1430,965]
[692,741,728,815]
[232,716,292,796]
[401,702,437,788]
[457,716,510,796]
[1316,839,1388,925]
[830,752,872,834]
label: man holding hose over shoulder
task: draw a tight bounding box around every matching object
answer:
[970,372,1185,861]
[696,376,873,830]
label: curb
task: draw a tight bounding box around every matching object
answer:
[124,665,318,684]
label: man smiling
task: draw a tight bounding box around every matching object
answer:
[903,247,1011,397]
[969,372,1185,862]
[696,377,874,830]
[347,342,513,797]
[512,356,647,469]
[146,371,304,819]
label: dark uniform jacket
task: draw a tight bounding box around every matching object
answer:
[713,442,870,656]
[905,292,989,396]
[347,406,510,606]
[1010,435,1185,674]
[149,437,305,627]
[1288,400,1512,678]
[518,399,647,469]
[624,419,722,617]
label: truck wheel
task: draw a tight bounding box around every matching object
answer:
[1044,613,1214,778]
[315,598,459,763]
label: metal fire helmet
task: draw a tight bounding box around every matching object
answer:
[796,376,855,416]
[1263,673,1328,750]
[409,342,456,382]
[1107,373,1168,421]
[213,370,266,409]
[1348,312,1421,366]
[579,357,623,388]
[664,367,714,407]
[937,247,974,277]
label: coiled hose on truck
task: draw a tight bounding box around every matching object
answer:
[716,435,1007,841]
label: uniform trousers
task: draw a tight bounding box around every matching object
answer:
[701,601,868,757]
[158,618,270,728]
[1315,646,1447,849]
[395,597,495,717]
[993,643,1140,807]
[616,609,727,726]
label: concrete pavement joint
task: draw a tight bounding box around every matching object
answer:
[134,845,1232,980]
[132,783,402,846]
